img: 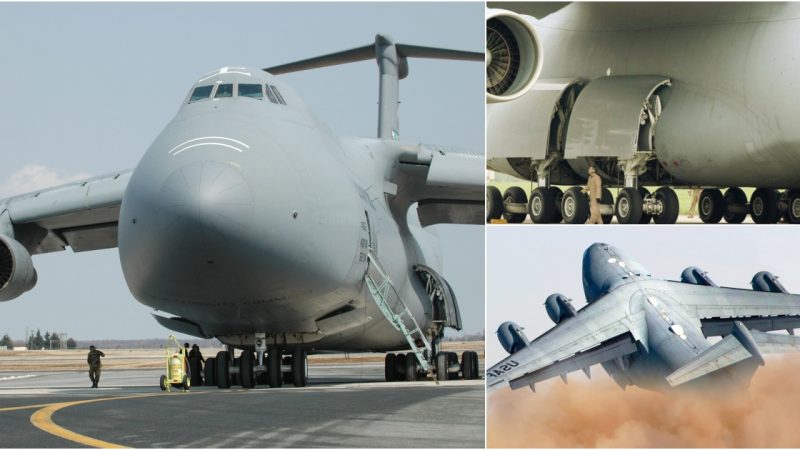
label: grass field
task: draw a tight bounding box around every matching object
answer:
[488,180,756,216]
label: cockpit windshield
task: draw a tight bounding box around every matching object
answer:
[189,85,213,102]
[215,84,234,98]
[239,84,263,99]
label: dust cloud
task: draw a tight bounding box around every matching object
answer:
[488,355,800,447]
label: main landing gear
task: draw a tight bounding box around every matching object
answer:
[206,346,308,390]
[384,350,480,382]
[698,187,800,224]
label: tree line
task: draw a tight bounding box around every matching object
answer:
[0,330,77,350]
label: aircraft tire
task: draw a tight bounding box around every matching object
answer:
[447,352,459,380]
[204,357,216,386]
[751,188,780,224]
[435,352,449,381]
[405,353,419,382]
[394,353,407,380]
[470,351,480,379]
[291,348,308,387]
[723,187,747,224]
[215,351,231,389]
[699,189,724,223]
[548,187,564,223]
[282,357,293,383]
[601,188,614,224]
[267,350,282,388]
[785,190,800,224]
[561,186,589,224]
[461,351,474,380]
[502,186,528,223]
[528,187,556,223]
[486,186,503,222]
[637,187,652,224]
[654,187,679,224]
[384,353,396,382]
[615,188,643,224]
[240,351,255,388]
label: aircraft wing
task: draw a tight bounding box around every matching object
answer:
[664,281,800,336]
[486,292,645,393]
[0,170,131,254]
[391,143,484,226]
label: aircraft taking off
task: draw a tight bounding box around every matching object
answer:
[487,243,800,394]
[0,34,484,387]
[485,2,800,224]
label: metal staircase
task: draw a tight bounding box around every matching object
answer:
[364,252,431,371]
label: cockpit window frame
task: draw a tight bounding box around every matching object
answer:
[214,83,234,99]
[238,83,264,100]
[188,85,214,103]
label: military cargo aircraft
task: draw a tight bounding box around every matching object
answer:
[488,243,800,394]
[485,2,800,224]
[0,34,484,388]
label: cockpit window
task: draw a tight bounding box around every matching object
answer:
[239,84,263,99]
[270,85,287,105]
[265,84,279,104]
[189,85,213,102]
[215,83,233,98]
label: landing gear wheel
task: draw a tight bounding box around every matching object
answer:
[637,187,652,224]
[204,357,216,386]
[282,357,293,383]
[435,352,449,381]
[291,348,308,387]
[723,187,747,224]
[461,351,475,380]
[502,187,527,223]
[751,188,780,223]
[394,353,407,380]
[548,187,564,223]
[267,350,283,388]
[699,189,724,223]
[486,186,502,222]
[561,186,589,224]
[405,353,419,382]
[654,187,679,224]
[785,190,800,224]
[600,188,614,224]
[447,352,459,380]
[181,374,190,391]
[384,353,396,382]
[615,188,643,224]
[215,351,231,389]
[528,187,558,223]
[159,375,168,391]
[239,351,255,388]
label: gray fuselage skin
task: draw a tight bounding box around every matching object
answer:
[117,68,436,351]
[496,2,800,189]
[582,244,752,391]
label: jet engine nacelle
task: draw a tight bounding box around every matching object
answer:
[0,234,37,301]
[751,271,788,294]
[545,293,577,324]
[497,321,529,355]
[680,266,717,287]
[486,9,542,103]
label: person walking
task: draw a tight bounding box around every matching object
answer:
[582,166,603,224]
[87,345,105,388]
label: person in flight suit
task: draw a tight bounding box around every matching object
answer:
[582,166,603,224]
[87,345,105,388]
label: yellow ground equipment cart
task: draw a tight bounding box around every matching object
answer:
[160,335,190,391]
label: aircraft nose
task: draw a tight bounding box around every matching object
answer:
[158,161,254,247]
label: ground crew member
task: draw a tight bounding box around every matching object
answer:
[189,344,205,386]
[687,187,701,218]
[582,166,603,224]
[87,345,105,388]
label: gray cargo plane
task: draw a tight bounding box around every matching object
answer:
[487,243,800,394]
[0,35,484,387]
[485,2,800,224]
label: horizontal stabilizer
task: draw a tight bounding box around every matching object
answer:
[667,321,800,387]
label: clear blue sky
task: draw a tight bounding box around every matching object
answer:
[0,2,485,341]
[487,226,800,365]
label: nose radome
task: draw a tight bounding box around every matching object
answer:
[158,161,254,248]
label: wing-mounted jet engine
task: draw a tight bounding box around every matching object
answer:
[681,266,717,287]
[497,321,530,354]
[752,271,788,294]
[0,234,37,301]
[545,293,576,324]
[486,9,542,103]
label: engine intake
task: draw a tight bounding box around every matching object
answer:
[680,266,717,287]
[752,271,788,294]
[486,9,542,103]
[497,321,529,354]
[0,234,37,301]
[545,293,577,324]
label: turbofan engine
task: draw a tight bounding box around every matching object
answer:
[497,321,529,354]
[680,266,717,287]
[752,271,788,294]
[486,9,542,103]
[0,234,37,301]
[545,293,577,324]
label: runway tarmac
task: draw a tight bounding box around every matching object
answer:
[0,364,485,448]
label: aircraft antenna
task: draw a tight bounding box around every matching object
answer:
[264,34,483,140]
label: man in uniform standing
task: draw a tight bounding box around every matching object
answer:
[582,166,603,224]
[87,345,105,388]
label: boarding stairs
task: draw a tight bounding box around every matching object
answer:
[365,252,431,371]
